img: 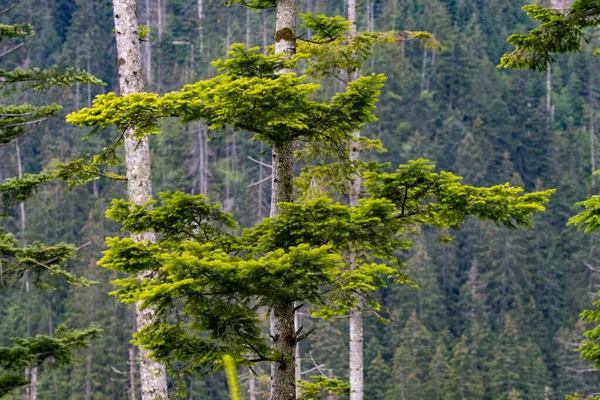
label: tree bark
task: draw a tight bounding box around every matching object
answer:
[270,2,297,399]
[249,366,257,400]
[197,0,204,53]
[346,2,364,399]
[270,302,297,400]
[591,69,596,190]
[85,345,93,400]
[29,367,37,400]
[144,0,152,84]
[129,347,137,400]
[112,1,168,399]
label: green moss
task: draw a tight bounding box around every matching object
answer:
[275,27,295,42]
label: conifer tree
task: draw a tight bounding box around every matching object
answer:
[67,11,554,400]
[445,336,484,400]
[503,4,600,398]
[0,2,101,396]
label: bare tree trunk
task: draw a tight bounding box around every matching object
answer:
[366,0,375,32]
[75,54,81,110]
[112,1,167,399]
[346,3,364,399]
[144,0,152,84]
[129,347,137,400]
[85,345,93,400]
[270,2,298,398]
[17,140,36,400]
[546,63,552,114]
[157,0,164,41]
[294,308,302,398]
[249,367,257,400]
[198,123,208,195]
[262,9,268,51]
[197,0,204,53]
[591,72,596,190]
[87,49,92,107]
[246,7,251,49]
[29,368,37,400]
[420,48,428,93]
[16,140,25,233]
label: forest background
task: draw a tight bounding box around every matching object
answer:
[1,0,598,398]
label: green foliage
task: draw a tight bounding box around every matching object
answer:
[0,325,101,396]
[568,195,600,233]
[55,158,126,187]
[297,10,439,80]
[138,24,151,41]
[298,24,397,78]
[97,155,551,381]
[0,171,57,213]
[67,45,385,166]
[224,0,276,9]
[300,13,350,44]
[499,2,600,71]
[0,67,104,92]
[364,159,554,231]
[0,159,124,214]
[0,104,62,144]
[0,228,91,287]
[0,22,33,40]
[566,394,600,400]
[299,376,350,399]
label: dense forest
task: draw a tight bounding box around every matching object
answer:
[2,0,600,399]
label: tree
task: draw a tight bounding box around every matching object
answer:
[110,1,168,398]
[69,35,386,399]
[84,160,551,399]
[498,0,600,72]
[0,3,101,396]
[503,4,600,397]
[67,8,554,397]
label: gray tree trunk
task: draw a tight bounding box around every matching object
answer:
[270,1,298,399]
[249,367,257,400]
[144,0,152,84]
[197,0,204,53]
[85,345,93,400]
[129,347,137,400]
[347,2,364,399]
[29,368,37,400]
[112,1,168,399]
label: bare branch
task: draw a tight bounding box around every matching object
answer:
[248,155,272,169]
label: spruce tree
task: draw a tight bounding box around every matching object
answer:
[67,11,554,400]
[0,2,101,396]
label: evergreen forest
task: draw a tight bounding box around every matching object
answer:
[2,0,600,399]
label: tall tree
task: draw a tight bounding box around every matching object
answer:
[345,2,365,399]
[110,1,167,398]
[0,3,101,396]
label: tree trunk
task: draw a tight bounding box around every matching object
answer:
[420,48,428,93]
[85,345,93,400]
[197,0,204,53]
[249,366,257,400]
[346,2,364,399]
[15,140,25,233]
[29,368,37,400]
[129,347,137,400]
[270,2,297,399]
[270,302,297,400]
[591,71,596,190]
[112,1,168,399]
[144,0,152,84]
